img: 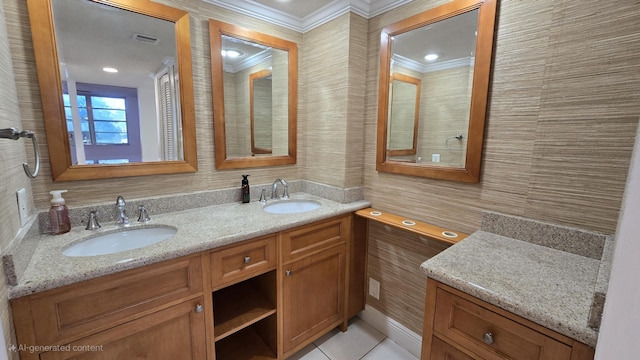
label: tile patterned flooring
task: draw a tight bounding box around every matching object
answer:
[288,317,418,360]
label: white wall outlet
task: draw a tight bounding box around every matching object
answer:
[369,278,381,300]
[432,154,441,163]
[16,188,28,227]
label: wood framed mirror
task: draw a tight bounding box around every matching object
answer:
[376,0,498,182]
[27,0,197,181]
[387,73,421,158]
[209,20,298,170]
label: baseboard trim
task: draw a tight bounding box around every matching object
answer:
[357,304,423,358]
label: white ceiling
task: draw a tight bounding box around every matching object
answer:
[202,0,414,33]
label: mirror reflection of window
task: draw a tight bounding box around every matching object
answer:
[51,0,181,165]
[63,83,140,165]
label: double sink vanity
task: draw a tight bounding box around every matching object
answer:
[5,190,369,360]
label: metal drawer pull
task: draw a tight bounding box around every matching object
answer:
[195,304,203,313]
[244,256,251,264]
[285,270,292,277]
[483,332,494,345]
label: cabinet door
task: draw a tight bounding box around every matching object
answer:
[282,245,346,355]
[430,336,476,360]
[39,297,206,360]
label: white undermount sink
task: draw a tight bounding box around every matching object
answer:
[62,226,177,257]
[262,199,321,214]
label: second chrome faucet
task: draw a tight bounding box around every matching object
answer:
[271,178,289,200]
[115,196,129,226]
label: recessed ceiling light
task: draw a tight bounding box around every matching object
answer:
[102,67,118,73]
[222,49,242,58]
[424,53,439,61]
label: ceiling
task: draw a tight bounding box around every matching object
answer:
[203,0,414,33]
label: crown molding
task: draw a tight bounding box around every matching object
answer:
[202,0,413,33]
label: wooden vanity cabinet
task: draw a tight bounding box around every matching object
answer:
[280,216,349,358]
[10,213,365,360]
[421,279,595,360]
[11,254,206,360]
[209,236,279,360]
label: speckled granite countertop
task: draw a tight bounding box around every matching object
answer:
[6,192,369,299]
[421,212,611,348]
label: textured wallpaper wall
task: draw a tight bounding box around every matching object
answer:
[0,0,31,355]
[364,0,640,334]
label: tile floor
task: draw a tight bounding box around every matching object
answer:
[288,317,418,360]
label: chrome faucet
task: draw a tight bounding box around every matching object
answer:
[115,196,130,226]
[85,210,101,230]
[137,205,151,223]
[271,178,289,199]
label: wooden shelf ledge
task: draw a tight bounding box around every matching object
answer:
[355,207,468,245]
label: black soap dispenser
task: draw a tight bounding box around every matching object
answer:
[241,175,250,203]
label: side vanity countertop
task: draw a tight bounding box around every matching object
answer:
[421,229,602,347]
[5,192,369,299]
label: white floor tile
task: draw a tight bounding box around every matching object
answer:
[314,318,386,360]
[287,343,330,360]
[362,338,418,360]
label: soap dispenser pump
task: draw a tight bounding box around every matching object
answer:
[241,175,250,203]
[49,190,70,235]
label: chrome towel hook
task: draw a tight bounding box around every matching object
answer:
[0,127,40,178]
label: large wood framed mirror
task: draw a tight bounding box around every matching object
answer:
[210,20,297,170]
[27,0,197,181]
[376,0,498,182]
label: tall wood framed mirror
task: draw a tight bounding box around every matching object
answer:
[387,73,421,158]
[27,0,197,181]
[376,0,498,182]
[209,20,297,170]
[250,69,273,155]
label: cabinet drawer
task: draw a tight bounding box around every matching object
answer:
[281,216,346,262]
[25,254,203,345]
[211,235,277,290]
[433,288,572,360]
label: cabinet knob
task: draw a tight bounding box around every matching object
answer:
[285,270,292,277]
[482,332,494,345]
[244,256,251,264]
[195,304,203,313]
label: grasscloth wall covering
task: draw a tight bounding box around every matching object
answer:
[0,0,31,355]
[364,0,640,334]
[301,13,367,189]
[3,0,303,210]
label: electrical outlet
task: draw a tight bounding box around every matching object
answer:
[432,154,441,163]
[369,278,380,300]
[16,188,28,227]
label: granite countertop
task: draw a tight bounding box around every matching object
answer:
[421,230,601,347]
[6,192,369,299]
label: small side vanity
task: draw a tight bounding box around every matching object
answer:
[420,212,611,360]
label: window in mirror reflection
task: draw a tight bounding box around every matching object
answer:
[387,9,478,168]
[221,35,289,158]
[51,0,183,165]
